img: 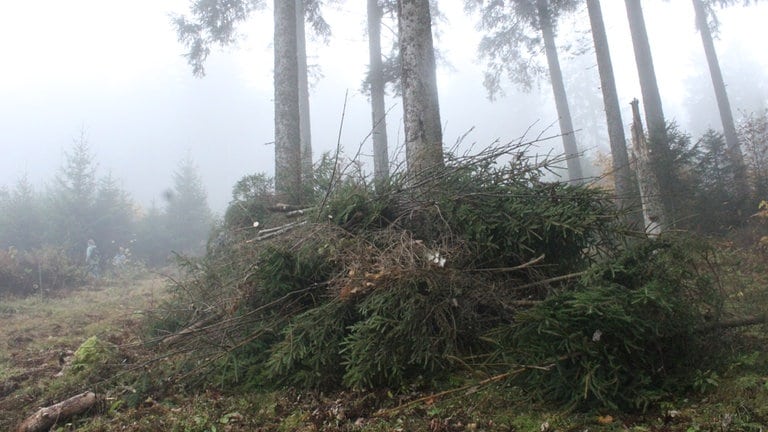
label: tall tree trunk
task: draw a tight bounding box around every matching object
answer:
[536,0,583,184]
[692,0,749,201]
[624,0,666,140]
[274,0,302,204]
[367,0,390,187]
[398,0,444,179]
[586,0,644,228]
[630,99,667,234]
[624,0,674,219]
[296,0,313,192]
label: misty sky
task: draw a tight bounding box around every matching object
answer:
[1,1,767,213]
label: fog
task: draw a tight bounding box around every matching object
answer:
[1,0,767,214]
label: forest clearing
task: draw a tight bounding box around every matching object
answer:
[3,0,768,431]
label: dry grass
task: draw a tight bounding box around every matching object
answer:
[0,275,168,430]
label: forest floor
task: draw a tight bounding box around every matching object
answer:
[1,255,767,432]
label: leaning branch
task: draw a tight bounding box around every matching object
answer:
[699,313,768,332]
[374,369,527,418]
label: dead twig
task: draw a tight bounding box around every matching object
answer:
[161,314,220,346]
[375,351,581,418]
[510,271,586,291]
[375,357,568,417]
[374,370,526,418]
[471,254,545,273]
[317,90,349,220]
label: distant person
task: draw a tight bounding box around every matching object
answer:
[86,239,100,277]
[112,246,128,269]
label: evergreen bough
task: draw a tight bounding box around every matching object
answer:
[154,144,730,411]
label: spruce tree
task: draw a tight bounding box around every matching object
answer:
[164,156,214,255]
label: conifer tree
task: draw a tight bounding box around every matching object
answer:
[164,156,214,255]
[174,0,331,202]
[467,0,583,183]
[689,0,751,205]
[49,133,98,252]
[0,175,44,250]
[398,0,445,180]
[92,173,135,259]
[587,0,644,228]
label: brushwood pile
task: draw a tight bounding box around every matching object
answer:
[154,146,730,410]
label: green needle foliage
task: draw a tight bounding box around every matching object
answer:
[340,270,483,389]
[502,236,727,410]
[266,300,356,388]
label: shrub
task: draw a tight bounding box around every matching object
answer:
[0,246,85,297]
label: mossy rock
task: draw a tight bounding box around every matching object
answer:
[72,336,116,371]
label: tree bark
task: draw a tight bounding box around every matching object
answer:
[368,0,390,187]
[296,0,313,191]
[631,98,667,234]
[536,0,583,184]
[624,0,674,220]
[274,0,302,205]
[692,0,749,201]
[398,0,444,181]
[624,0,666,141]
[587,0,644,228]
[16,391,97,432]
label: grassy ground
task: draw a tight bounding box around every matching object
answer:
[1,252,766,432]
[0,275,164,431]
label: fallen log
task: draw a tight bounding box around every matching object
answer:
[16,391,97,432]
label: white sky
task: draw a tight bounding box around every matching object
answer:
[1,1,766,212]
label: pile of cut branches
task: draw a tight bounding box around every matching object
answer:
[149,140,738,410]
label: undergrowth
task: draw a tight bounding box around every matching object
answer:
[0,246,85,297]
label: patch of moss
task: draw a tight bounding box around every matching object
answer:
[72,335,116,372]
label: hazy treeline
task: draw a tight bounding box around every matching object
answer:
[0,135,214,295]
[628,113,768,234]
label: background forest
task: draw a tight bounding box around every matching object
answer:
[0,136,214,296]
